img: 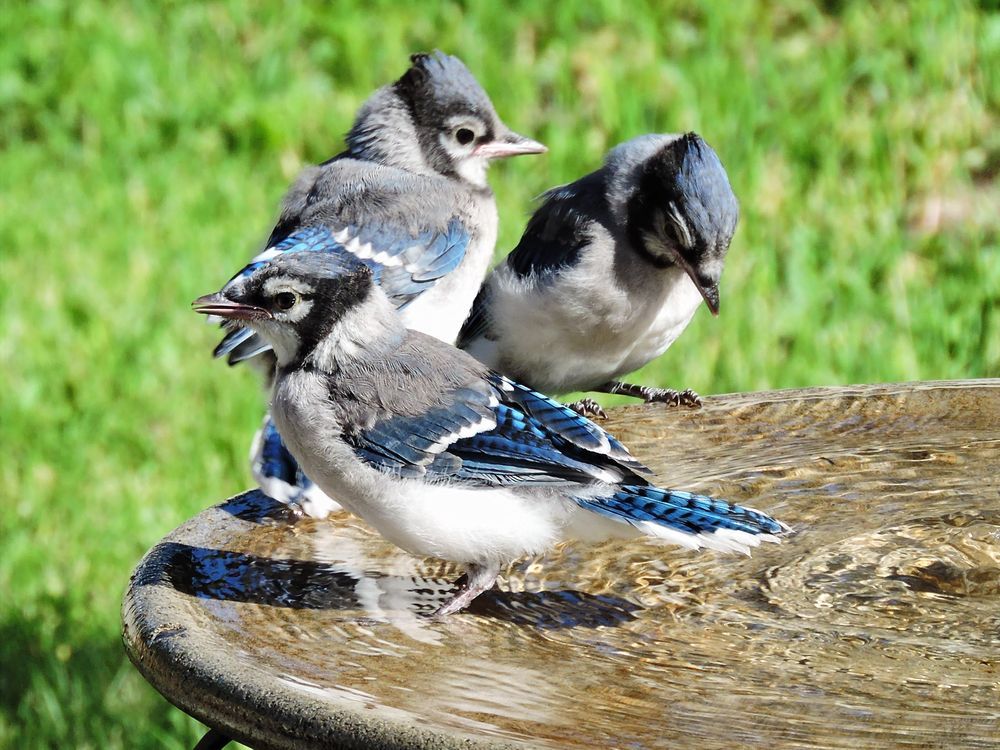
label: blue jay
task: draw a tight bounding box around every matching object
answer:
[458,133,738,418]
[194,251,788,616]
[214,52,545,515]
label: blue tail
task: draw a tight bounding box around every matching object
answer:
[252,418,316,499]
[577,485,787,551]
[217,329,272,364]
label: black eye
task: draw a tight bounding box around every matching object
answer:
[455,127,475,145]
[274,292,297,311]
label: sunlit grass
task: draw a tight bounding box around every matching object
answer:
[2,1,998,746]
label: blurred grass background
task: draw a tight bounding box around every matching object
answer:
[1,0,998,747]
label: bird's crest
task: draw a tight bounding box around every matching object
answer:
[395,50,492,113]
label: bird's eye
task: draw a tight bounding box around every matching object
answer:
[274,292,297,311]
[455,127,476,146]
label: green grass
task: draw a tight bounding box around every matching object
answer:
[2,1,998,747]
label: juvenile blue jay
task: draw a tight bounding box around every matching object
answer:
[194,252,788,616]
[214,52,545,515]
[458,133,738,418]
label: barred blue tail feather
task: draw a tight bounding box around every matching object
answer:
[214,326,254,359]
[577,485,789,554]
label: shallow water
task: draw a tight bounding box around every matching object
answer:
[132,381,1000,748]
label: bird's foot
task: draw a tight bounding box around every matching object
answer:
[279,500,306,524]
[644,386,702,408]
[431,563,500,618]
[566,398,608,420]
[602,381,702,408]
[259,498,305,527]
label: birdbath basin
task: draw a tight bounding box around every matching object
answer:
[123,380,1000,749]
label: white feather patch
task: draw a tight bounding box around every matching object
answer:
[426,415,497,454]
[593,468,623,484]
[250,247,282,264]
[370,249,402,266]
[634,520,784,555]
[665,202,695,249]
[343,236,367,256]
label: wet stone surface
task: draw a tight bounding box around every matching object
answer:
[123,380,1000,749]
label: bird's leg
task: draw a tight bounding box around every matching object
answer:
[432,562,501,618]
[566,397,608,420]
[596,381,702,408]
[277,500,305,524]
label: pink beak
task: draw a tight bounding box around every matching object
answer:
[474,131,547,160]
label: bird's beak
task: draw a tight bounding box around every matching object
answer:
[696,280,721,316]
[673,257,721,316]
[474,130,547,160]
[192,293,273,321]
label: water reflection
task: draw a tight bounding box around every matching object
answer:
[152,536,637,630]
[130,381,1000,748]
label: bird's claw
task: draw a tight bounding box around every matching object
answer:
[566,398,608,419]
[260,505,303,527]
[645,387,702,408]
[268,499,305,525]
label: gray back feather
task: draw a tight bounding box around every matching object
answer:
[272,159,480,244]
[326,330,490,429]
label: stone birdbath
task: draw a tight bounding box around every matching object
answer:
[123,380,1000,749]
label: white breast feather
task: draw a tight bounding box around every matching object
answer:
[476,245,704,393]
[398,204,496,344]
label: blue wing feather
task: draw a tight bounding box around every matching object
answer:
[488,374,649,473]
[251,417,318,499]
[504,173,607,281]
[345,377,648,487]
[225,335,274,365]
[213,326,255,359]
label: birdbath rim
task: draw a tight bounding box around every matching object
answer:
[122,378,1000,749]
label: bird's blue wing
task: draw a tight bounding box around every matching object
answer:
[347,381,497,479]
[332,218,470,308]
[213,221,471,364]
[487,373,650,474]
[346,375,649,486]
[504,172,607,281]
[455,283,492,348]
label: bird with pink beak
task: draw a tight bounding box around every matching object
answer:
[209,51,545,519]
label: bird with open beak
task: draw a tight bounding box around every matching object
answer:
[209,50,545,517]
[194,251,786,616]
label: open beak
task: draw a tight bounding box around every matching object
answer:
[192,293,272,321]
[474,130,547,160]
[673,258,720,316]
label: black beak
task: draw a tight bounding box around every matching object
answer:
[671,258,720,316]
[696,280,720,316]
[192,293,272,321]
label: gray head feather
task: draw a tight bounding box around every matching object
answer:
[220,251,395,368]
[346,51,516,184]
[603,134,678,225]
[620,133,738,287]
[395,52,499,123]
